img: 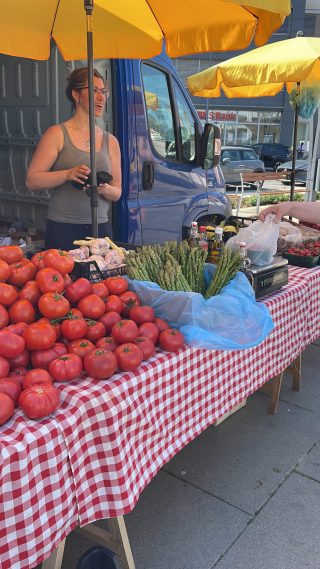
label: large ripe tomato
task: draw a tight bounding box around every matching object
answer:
[64,277,92,304]
[48,354,83,382]
[135,336,155,360]
[98,311,121,334]
[8,259,37,287]
[0,259,11,282]
[60,317,88,341]
[0,283,18,306]
[18,280,42,306]
[8,348,30,369]
[0,330,25,358]
[0,245,23,265]
[8,299,36,324]
[91,282,109,299]
[119,290,141,317]
[129,305,155,325]
[19,384,60,419]
[77,294,105,319]
[85,320,106,342]
[0,355,10,379]
[36,267,64,294]
[68,307,84,319]
[104,294,124,314]
[68,338,95,359]
[43,249,75,275]
[111,319,138,344]
[103,276,128,296]
[0,379,21,407]
[38,292,70,319]
[0,305,9,329]
[30,251,46,270]
[114,343,143,372]
[23,321,56,351]
[22,369,53,390]
[95,336,118,352]
[31,342,67,370]
[159,328,185,351]
[63,273,73,289]
[83,348,118,380]
[153,317,170,332]
[0,392,15,425]
[138,322,159,344]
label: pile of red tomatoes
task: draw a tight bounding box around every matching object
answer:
[0,245,185,426]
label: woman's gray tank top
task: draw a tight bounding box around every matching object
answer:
[48,124,111,224]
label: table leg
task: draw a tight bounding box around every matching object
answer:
[76,516,136,569]
[286,353,301,391]
[41,538,66,569]
[259,371,284,415]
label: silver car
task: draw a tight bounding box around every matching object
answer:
[220,146,265,189]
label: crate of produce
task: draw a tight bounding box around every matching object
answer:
[70,259,126,283]
[283,252,319,268]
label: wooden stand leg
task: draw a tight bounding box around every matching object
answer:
[259,371,284,415]
[286,353,301,391]
[41,538,66,569]
[76,516,136,569]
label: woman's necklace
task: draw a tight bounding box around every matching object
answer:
[74,118,90,148]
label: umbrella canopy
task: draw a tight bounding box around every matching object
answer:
[0,1,291,60]
[187,36,320,201]
[0,0,291,237]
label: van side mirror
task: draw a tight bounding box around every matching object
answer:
[200,124,221,169]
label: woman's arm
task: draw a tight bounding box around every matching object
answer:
[26,125,90,191]
[97,133,122,202]
[259,201,320,224]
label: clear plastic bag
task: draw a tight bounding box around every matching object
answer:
[226,215,279,266]
[127,265,274,350]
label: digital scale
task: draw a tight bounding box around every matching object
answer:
[244,256,289,298]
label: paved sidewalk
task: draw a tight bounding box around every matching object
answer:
[54,338,320,569]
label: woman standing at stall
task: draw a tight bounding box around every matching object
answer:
[26,67,122,250]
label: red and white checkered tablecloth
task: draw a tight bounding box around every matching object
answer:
[1,266,320,569]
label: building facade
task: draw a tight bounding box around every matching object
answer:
[173,0,319,152]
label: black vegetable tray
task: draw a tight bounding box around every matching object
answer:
[70,260,126,283]
[283,252,319,268]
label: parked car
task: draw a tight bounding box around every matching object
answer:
[252,143,292,170]
[220,145,265,189]
[277,159,308,186]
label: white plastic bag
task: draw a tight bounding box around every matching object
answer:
[226,215,280,266]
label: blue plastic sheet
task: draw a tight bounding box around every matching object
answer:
[127,265,274,350]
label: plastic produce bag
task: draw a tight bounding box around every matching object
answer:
[127,265,273,350]
[226,215,279,266]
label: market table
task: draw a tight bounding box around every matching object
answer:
[1,266,320,569]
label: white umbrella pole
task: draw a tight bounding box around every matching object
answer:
[85,0,98,238]
[290,82,300,202]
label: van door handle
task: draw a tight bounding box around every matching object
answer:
[142,160,154,191]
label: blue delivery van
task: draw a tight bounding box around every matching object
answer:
[0,45,230,245]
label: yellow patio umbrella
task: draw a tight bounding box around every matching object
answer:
[187,35,320,201]
[0,0,291,235]
[0,1,291,60]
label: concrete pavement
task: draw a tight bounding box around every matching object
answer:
[52,337,320,569]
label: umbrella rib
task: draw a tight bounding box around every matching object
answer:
[144,1,165,36]
[51,0,62,37]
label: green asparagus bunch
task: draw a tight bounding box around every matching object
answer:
[204,246,242,298]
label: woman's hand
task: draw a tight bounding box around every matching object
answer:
[96,183,121,202]
[67,164,91,185]
[259,202,291,223]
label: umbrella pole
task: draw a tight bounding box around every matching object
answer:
[290,82,300,202]
[84,0,98,238]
